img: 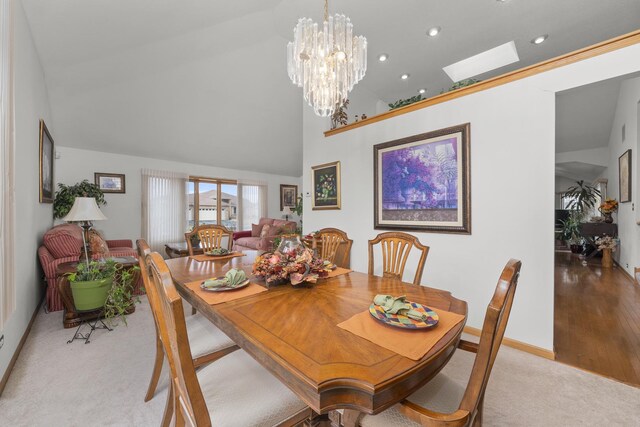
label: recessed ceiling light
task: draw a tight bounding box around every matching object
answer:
[427,27,441,37]
[378,53,389,62]
[531,34,548,45]
[418,88,426,94]
[400,73,410,80]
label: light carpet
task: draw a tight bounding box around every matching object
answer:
[0,297,638,426]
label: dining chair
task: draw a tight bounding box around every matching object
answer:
[360,259,522,427]
[315,227,353,268]
[368,232,430,285]
[136,240,239,425]
[185,224,233,256]
[145,251,312,427]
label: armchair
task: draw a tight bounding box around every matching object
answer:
[38,223,139,312]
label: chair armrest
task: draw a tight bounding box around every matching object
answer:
[458,339,479,353]
[232,230,251,240]
[106,239,133,249]
[399,400,470,427]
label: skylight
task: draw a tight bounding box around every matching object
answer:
[443,41,520,82]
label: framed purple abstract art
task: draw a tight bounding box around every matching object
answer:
[374,123,471,234]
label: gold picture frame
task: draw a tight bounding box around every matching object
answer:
[311,161,341,210]
[39,120,54,203]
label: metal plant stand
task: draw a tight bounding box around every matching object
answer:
[67,316,112,344]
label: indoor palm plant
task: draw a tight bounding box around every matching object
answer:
[563,180,601,220]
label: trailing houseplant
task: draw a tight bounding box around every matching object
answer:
[67,259,117,311]
[54,180,107,219]
[388,95,422,110]
[104,265,141,326]
[67,259,140,325]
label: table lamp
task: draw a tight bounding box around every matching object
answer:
[63,197,107,267]
[282,206,292,221]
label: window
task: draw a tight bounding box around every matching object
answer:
[188,177,238,231]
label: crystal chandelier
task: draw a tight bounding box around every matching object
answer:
[287,0,367,117]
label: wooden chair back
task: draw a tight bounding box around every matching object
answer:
[185,224,233,255]
[398,259,521,426]
[459,259,521,419]
[316,228,353,268]
[368,232,429,285]
[146,252,211,426]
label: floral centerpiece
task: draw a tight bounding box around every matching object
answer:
[252,246,333,287]
[596,235,618,251]
[599,198,619,214]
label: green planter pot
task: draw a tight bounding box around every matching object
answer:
[70,277,113,311]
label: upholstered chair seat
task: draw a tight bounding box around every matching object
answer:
[361,352,472,427]
[197,349,309,426]
[183,304,236,358]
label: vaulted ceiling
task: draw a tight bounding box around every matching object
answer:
[20,0,640,177]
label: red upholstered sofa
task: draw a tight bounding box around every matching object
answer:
[37,223,139,312]
[232,218,297,251]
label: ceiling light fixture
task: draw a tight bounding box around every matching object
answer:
[287,0,367,117]
[427,26,441,37]
[378,53,389,62]
[418,88,426,94]
[531,34,548,45]
[401,73,410,80]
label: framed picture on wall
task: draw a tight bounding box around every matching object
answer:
[280,184,298,211]
[95,173,126,194]
[374,123,471,234]
[311,161,341,210]
[619,149,631,203]
[39,120,54,203]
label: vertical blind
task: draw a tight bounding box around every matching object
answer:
[237,179,268,231]
[141,169,189,254]
[0,0,15,330]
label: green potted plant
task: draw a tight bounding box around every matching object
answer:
[560,214,583,253]
[67,259,117,311]
[54,180,106,219]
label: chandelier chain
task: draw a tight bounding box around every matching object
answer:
[324,0,328,22]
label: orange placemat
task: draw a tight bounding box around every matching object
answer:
[338,307,465,360]
[326,267,352,278]
[186,280,267,305]
[190,252,246,262]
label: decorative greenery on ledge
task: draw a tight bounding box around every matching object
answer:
[388,95,423,110]
[441,78,481,94]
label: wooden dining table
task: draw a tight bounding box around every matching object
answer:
[165,251,467,426]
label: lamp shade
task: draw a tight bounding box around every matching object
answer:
[63,197,107,222]
[282,206,292,215]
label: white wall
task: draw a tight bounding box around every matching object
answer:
[303,43,640,351]
[55,146,302,241]
[606,76,640,275]
[0,2,53,381]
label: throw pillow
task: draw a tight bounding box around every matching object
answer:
[267,225,283,237]
[88,229,109,258]
[251,224,263,238]
[260,224,272,238]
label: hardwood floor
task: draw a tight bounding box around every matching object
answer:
[554,251,640,387]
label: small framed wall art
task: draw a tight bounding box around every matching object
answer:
[39,120,54,203]
[311,161,341,210]
[618,149,631,203]
[280,184,298,211]
[95,173,126,194]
